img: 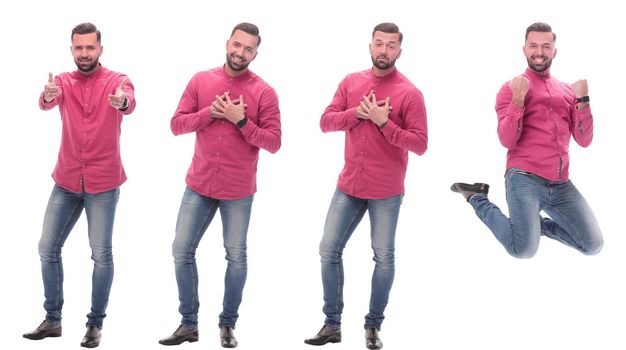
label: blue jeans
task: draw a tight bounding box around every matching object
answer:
[38,185,119,328]
[470,168,603,258]
[172,187,253,329]
[319,189,403,330]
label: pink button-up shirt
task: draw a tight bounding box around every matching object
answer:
[321,69,428,199]
[171,67,281,200]
[496,68,593,182]
[39,65,136,194]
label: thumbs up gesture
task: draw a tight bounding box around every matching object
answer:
[43,72,62,103]
[108,78,129,110]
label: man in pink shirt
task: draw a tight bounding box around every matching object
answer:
[304,23,427,350]
[159,23,280,349]
[23,23,136,348]
[451,22,603,258]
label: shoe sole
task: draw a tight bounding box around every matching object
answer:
[159,337,199,346]
[23,332,62,340]
[304,336,342,346]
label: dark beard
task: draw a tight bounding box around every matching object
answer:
[526,56,551,73]
[75,59,100,73]
[371,56,395,70]
[226,54,249,72]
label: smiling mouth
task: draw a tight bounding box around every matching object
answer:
[231,56,245,64]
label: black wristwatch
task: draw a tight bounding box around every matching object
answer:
[236,117,248,128]
[575,95,590,103]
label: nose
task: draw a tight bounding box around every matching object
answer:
[535,46,545,56]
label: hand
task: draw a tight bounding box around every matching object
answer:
[508,75,529,108]
[211,92,246,124]
[356,92,390,127]
[108,78,129,110]
[43,72,62,103]
[571,79,588,98]
[572,79,589,110]
[356,90,374,119]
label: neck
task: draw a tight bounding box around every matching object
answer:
[79,63,101,77]
[373,66,395,77]
[224,64,248,78]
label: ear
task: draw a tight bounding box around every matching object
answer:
[553,47,557,59]
[397,47,402,60]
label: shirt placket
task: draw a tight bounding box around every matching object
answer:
[80,77,93,191]
[354,78,380,195]
[545,79,564,181]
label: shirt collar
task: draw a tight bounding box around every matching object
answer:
[370,67,399,81]
[524,67,551,80]
[220,65,252,80]
[72,63,105,81]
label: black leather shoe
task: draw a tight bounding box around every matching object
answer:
[80,325,101,348]
[450,182,490,201]
[23,320,62,340]
[304,325,341,346]
[365,327,383,350]
[159,325,199,346]
[220,325,238,348]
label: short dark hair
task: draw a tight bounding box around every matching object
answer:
[231,22,261,47]
[372,22,403,44]
[71,22,101,43]
[525,22,556,42]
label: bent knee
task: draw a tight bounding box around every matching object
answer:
[581,237,604,256]
[507,244,538,259]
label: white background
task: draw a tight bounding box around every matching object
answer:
[1,0,624,349]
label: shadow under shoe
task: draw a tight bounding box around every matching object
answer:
[159,325,199,346]
[220,326,238,348]
[450,182,490,201]
[23,320,62,340]
[365,327,383,350]
[80,325,101,348]
[304,325,341,346]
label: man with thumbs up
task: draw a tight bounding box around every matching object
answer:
[23,22,135,348]
[159,22,280,348]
